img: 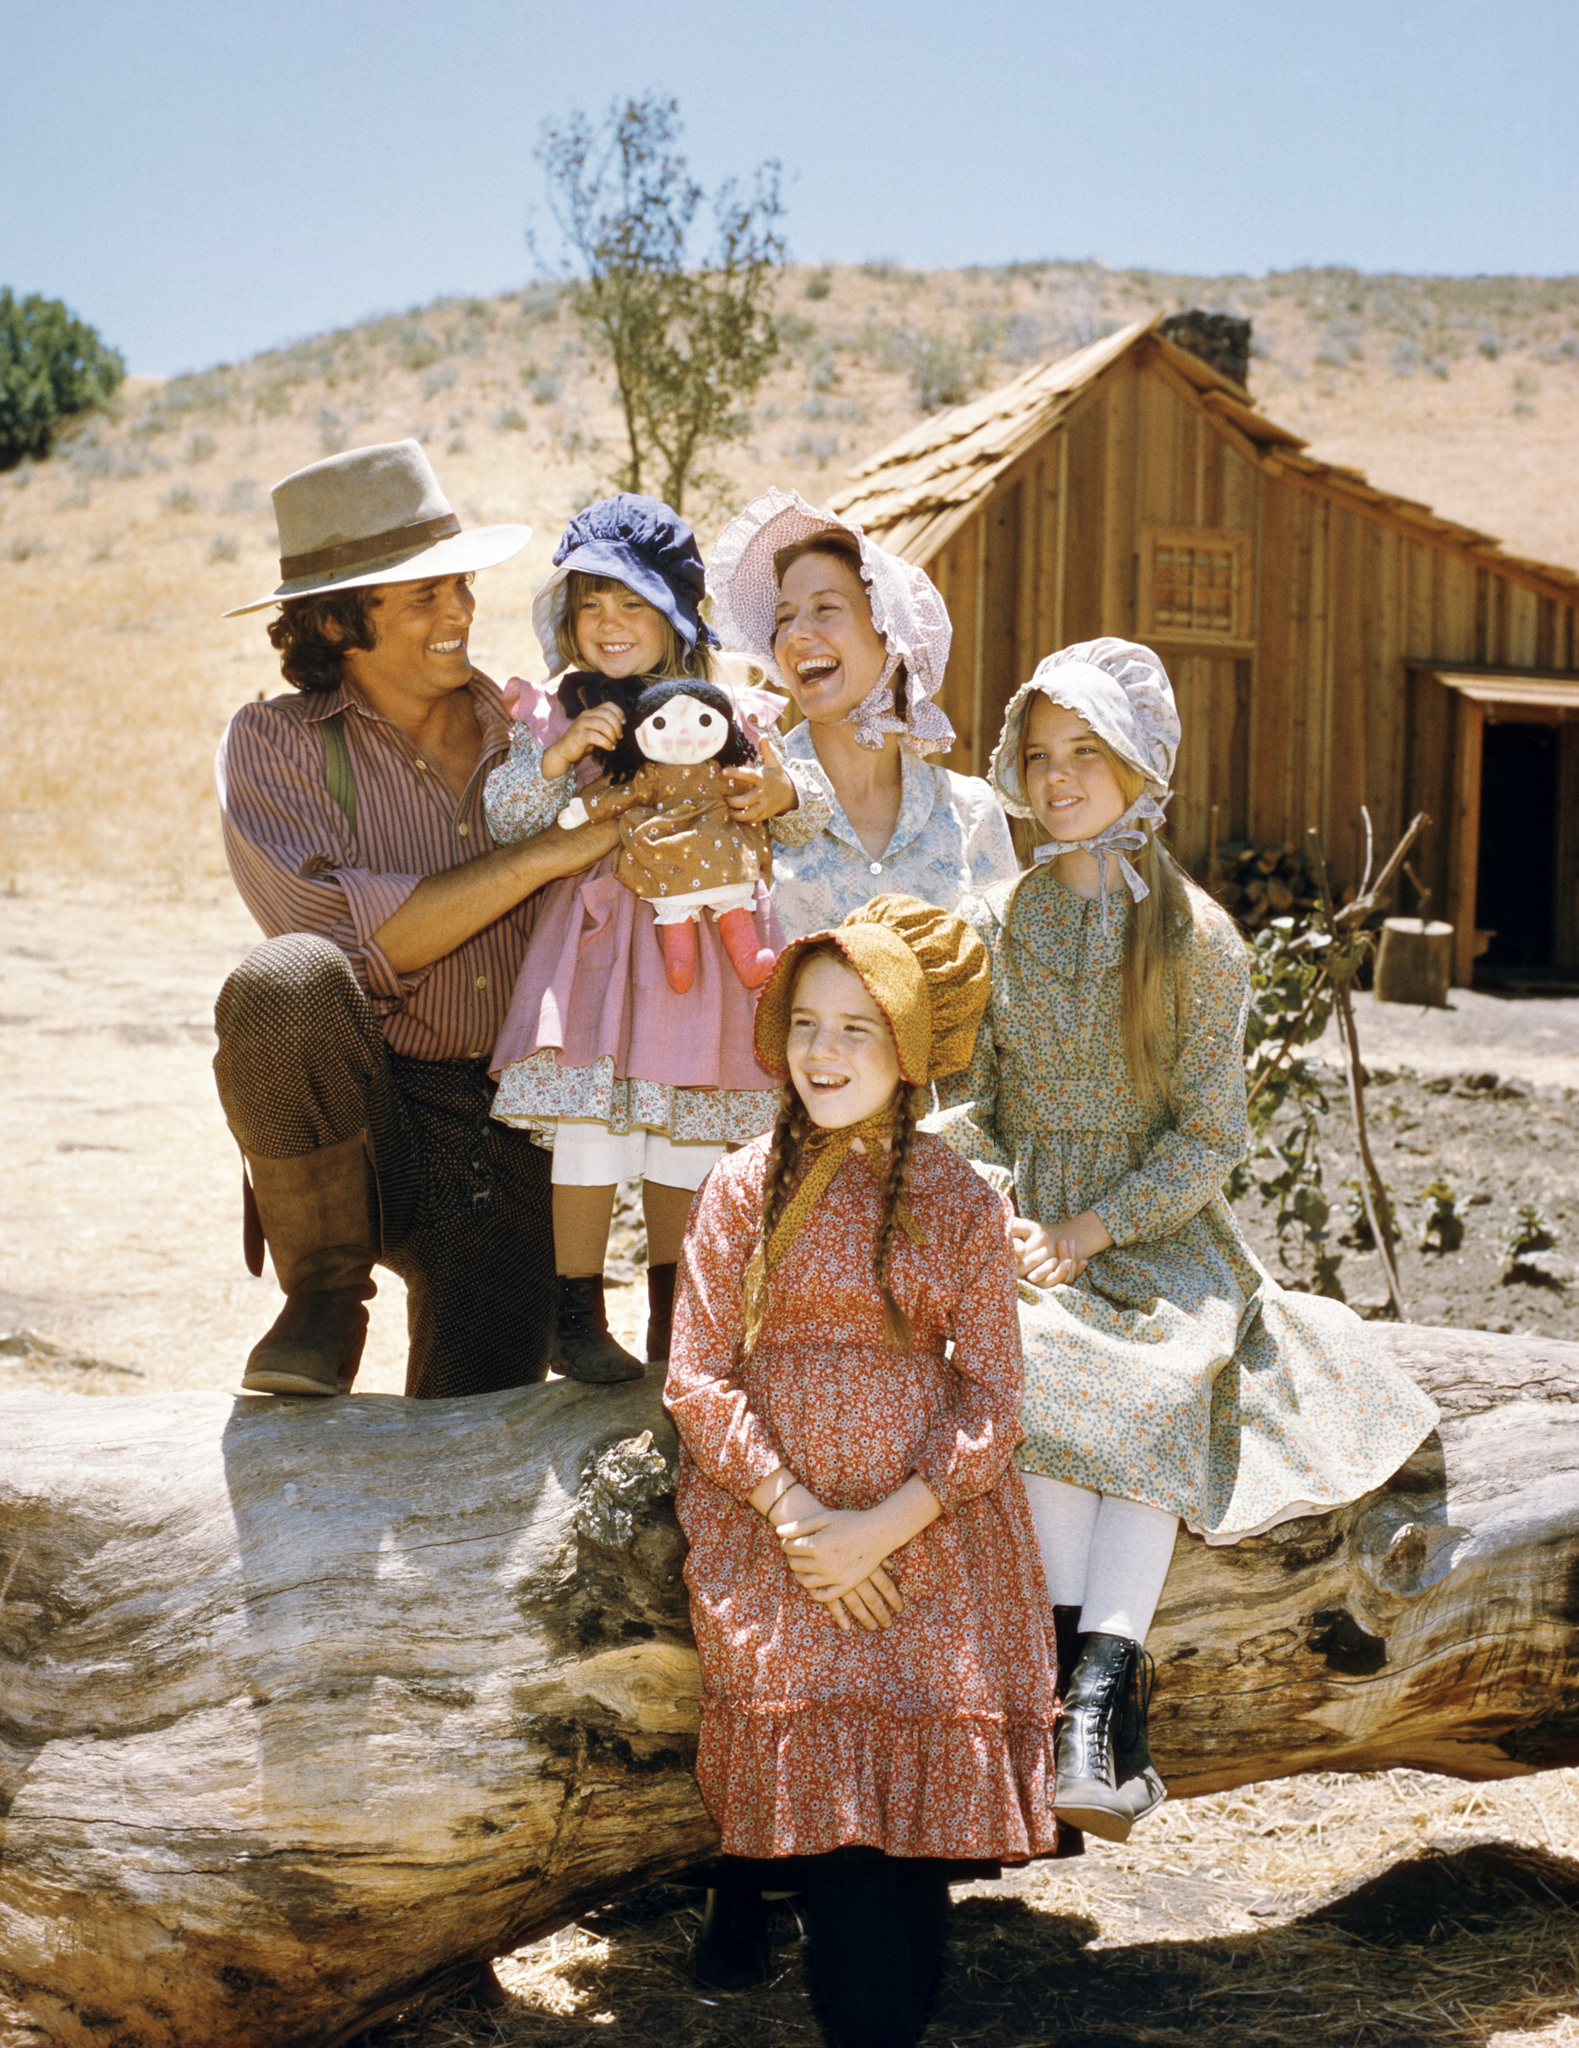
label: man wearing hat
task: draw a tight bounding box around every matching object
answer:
[214,440,619,1401]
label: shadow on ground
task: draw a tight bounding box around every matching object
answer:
[367,1841,1579,2048]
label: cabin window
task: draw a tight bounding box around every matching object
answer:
[1139,525,1253,644]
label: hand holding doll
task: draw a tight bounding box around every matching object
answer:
[559,679,781,994]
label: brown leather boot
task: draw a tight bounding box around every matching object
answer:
[241,1133,377,1398]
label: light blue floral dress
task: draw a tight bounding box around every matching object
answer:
[928,868,1440,1544]
[770,724,1020,941]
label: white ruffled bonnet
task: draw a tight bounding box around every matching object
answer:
[989,638,1180,816]
[707,486,955,755]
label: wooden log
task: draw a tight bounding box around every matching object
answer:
[1374,916,1455,1007]
[2,1325,1577,2048]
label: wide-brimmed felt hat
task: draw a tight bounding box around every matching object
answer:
[753,894,990,1088]
[533,494,720,668]
[224,439,531,616]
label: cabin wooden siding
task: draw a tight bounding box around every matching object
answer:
[903,338,1579,967]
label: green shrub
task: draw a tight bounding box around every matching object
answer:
[0,290,125,469]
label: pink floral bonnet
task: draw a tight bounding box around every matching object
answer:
[707,486,956,756]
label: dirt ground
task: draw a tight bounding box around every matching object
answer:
[3,878,1578,2047]
[1241,1001,1579,1336]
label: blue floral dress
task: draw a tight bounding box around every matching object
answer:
[769,724,1020,941]
[929,868,1439,1544]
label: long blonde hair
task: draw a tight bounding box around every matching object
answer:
[1009,735,1193,1106]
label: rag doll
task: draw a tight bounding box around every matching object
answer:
[559,677,780,994]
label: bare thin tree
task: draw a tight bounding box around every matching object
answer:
[539,95,786,513]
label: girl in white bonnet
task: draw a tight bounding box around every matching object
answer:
[929,637,1440,1846]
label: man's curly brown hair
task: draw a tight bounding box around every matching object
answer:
[266,586,382,694]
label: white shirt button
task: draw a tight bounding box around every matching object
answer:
[415,759,429,771]
[476,974,487,990]
[869,861,883,874]
[457,821,469,836]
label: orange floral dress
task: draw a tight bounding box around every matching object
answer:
[665,1131,1060,1861]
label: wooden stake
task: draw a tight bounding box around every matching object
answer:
[1309,827,1410,1321]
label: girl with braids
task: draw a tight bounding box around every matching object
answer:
[930,638,1439,1849]
[664,895,1061,2048]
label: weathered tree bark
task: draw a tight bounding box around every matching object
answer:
[1,1326,1576,2048]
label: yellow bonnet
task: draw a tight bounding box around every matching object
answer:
[753,893,990,1087]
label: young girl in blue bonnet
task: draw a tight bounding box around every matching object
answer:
[708,488,1019,939]
[484,495,832,1383]
[929,636,1440,1845]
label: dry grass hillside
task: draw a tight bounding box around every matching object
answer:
[4,259,1579,892]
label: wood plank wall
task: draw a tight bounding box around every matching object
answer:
[916,344,1579,950]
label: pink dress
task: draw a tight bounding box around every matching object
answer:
[487,682,782,1142]
[665,1132,1061,1861]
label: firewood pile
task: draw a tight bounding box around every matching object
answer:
[1213,842,1326,928]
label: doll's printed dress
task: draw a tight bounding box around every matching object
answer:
[665,1133,1060,1861]
[928,870,1439,1544]
[576,759,772,900]
[484,682,829,1144]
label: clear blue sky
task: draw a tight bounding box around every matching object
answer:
[4,0,1575,376]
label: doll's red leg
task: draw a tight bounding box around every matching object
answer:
[716,907,778,989]
[660,920,697,994]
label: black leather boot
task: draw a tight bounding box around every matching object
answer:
[690,1882,771,1991]
[1054,1631,1165,1843]
[1050,1605,1086,1858]
[644,1261,678,1365]
[1111,1639,1167,1831]
[548,1275,644,1383]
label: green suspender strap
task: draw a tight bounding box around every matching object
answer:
[321,712,358,836]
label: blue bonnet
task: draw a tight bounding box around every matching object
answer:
[532,493,720,670]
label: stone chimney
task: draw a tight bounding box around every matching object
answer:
[1158,310,1252,390]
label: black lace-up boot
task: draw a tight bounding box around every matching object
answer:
[644,1261,678,1365]
[1050,1605,1087,1858]
[548,1275,644,1383]
[1053,1631,1163,1843]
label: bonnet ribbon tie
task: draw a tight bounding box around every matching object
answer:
[764,1106,928,1275]
[846,648,907,752]
[1033,795,1168,932]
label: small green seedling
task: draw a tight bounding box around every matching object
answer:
[1418,1178,1465,1254]
[1500,1204,1558,1268]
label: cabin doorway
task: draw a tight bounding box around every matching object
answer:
[1474,720,1559,973]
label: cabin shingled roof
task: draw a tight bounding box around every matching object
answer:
[828,316,1579,595]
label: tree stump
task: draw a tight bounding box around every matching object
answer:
[1374,917,1455,1007]
[2,1325,1577,2048]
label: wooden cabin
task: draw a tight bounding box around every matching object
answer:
[830,317,1579,984]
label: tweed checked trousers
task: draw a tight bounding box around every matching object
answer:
[214,934,556,1398]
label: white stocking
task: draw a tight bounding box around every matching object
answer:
[1080,1496,1181,1644]
[1021,1474,1100,1608]
[1020,1476,1180,1644]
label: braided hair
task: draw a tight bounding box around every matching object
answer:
[740,1083,812,1359]
[872,1083,922,1355]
